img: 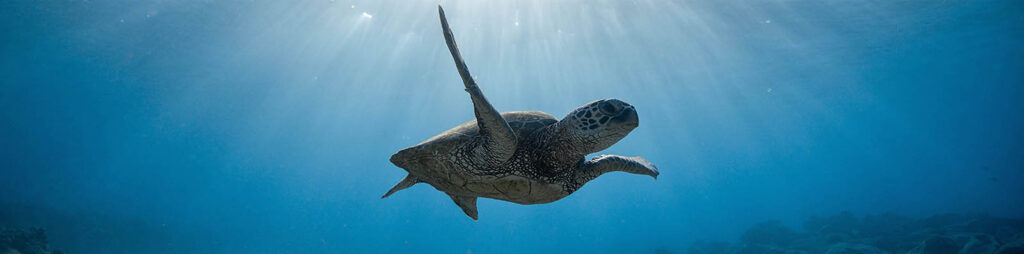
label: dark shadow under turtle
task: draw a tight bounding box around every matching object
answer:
[383,6,659,220]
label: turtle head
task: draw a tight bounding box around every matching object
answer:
[558,99,639,154]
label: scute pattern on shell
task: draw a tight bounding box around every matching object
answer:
[391,111,586,204]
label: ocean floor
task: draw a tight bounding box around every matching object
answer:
[4,208,1024,253]
[1,227,62,254]
[688,212,1024,254]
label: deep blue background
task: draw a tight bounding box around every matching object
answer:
[2,0,1022,253]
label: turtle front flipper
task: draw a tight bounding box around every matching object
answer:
[449,194,479,220]
[575,155,660,184]
[439,6,518,165]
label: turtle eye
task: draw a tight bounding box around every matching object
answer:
[599,101,619,115]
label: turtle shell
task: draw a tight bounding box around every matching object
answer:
[389,111,557,181]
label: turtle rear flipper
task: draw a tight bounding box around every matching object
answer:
[381,174,420,199]
[449,194,478,220]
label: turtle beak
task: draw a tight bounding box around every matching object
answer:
[612,107,639,129]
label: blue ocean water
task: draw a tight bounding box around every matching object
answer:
[1,0,1022,253]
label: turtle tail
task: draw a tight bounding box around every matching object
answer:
[381,174,420,199]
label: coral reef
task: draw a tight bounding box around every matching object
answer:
[1,203,195,253]
[0,227,62,254]
[689,212,1024,254]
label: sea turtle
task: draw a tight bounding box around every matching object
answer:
[383,6,659,220]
